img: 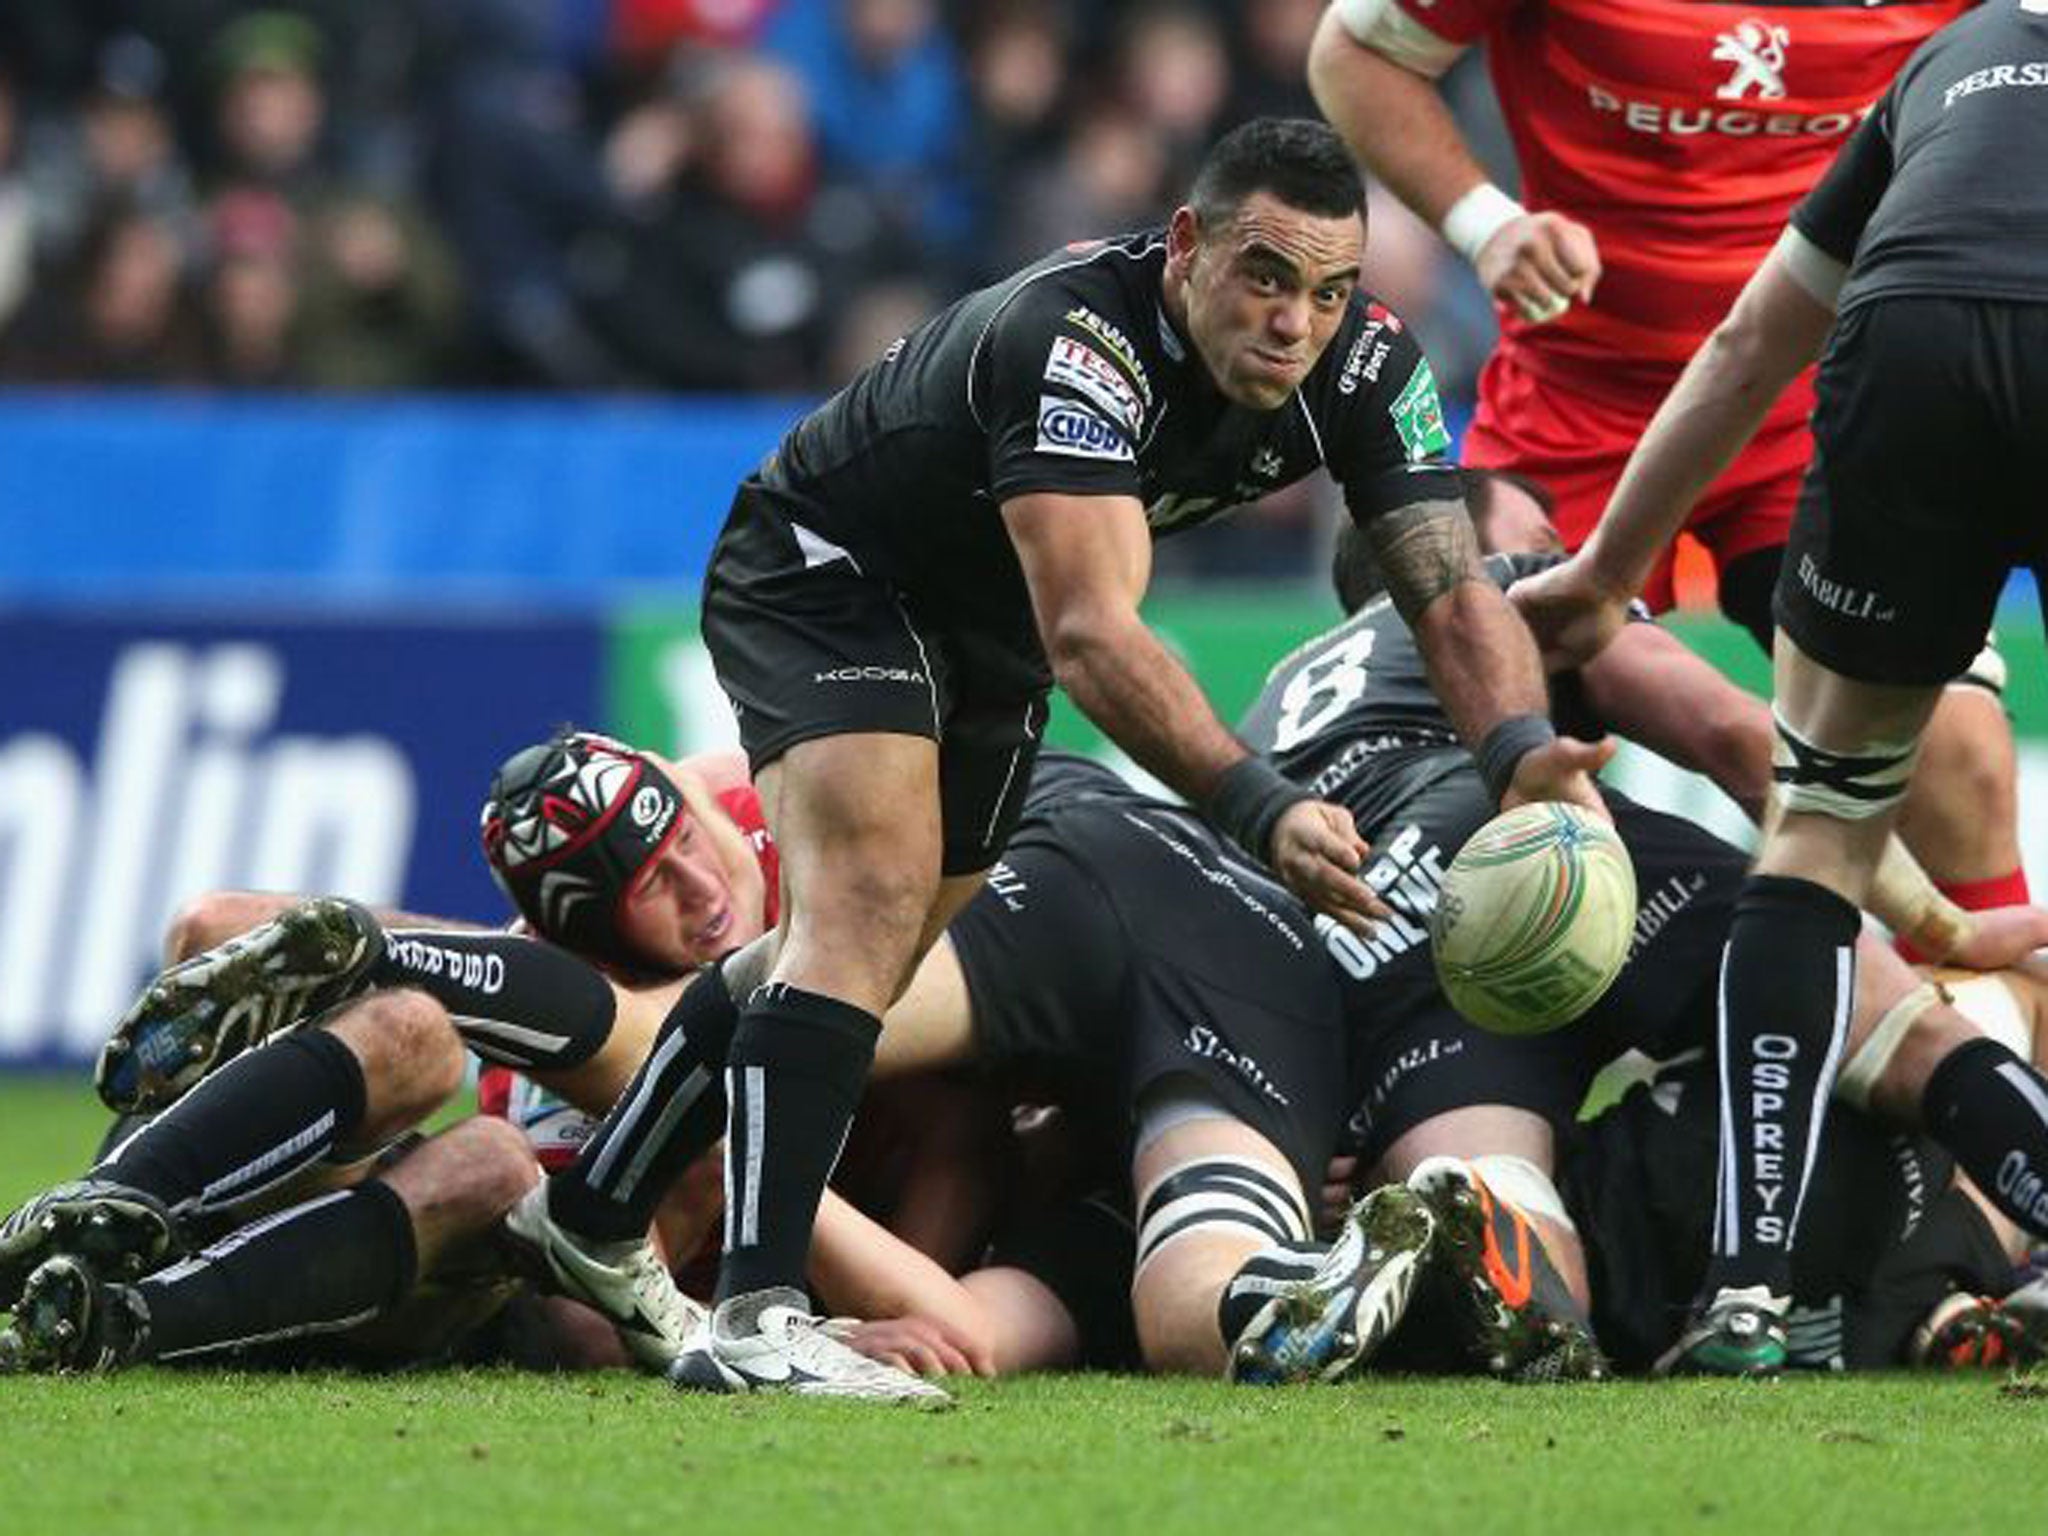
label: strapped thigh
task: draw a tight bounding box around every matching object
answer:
[1771,706,1921,822]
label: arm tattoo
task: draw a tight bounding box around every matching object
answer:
[1365,500,1485,625]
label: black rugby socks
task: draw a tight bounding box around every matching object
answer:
[135,1180,418,1361]
[370,928,618,1072]
[547,962,739,1243]
[94,1029,368,1217]
[716,984,880,1302]
[1701,874,1861,1301]
[1922,1035,2048,1241]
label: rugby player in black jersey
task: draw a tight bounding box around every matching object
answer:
[1515,0,2048,1371]
[500,117,1607,1399]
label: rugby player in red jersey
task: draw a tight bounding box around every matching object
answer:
[1307,0,2029,923]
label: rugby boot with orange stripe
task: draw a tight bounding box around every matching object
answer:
[1408,1155,1607,1381]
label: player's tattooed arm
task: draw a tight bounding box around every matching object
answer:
[1364,499,1486,626]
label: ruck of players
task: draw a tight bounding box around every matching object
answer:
[8,0,2048,1401]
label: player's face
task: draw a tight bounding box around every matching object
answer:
[1175,192,1363,410]
[614,812,745,971]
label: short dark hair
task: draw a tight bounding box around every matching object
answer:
[1189,118,1365,228]
[1329,467,1555,613]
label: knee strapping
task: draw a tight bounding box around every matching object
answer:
[1133,1156,1309,1283]
[1836,982,1946,1112]
[1772,708,1920,821]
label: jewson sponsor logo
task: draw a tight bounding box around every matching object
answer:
[0,643,414,1059]
[1035,396,1133,462]
[1062,306,1152,403]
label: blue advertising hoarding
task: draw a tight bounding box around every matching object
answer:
[0,612,602,1064]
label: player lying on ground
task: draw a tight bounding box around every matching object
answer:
[1510,1,2048,1371]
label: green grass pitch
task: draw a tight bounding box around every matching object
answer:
[3,1073,2044,1536]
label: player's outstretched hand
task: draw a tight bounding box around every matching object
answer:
[1271,799,1387,937]
[1502,736,1617,823]
[1943,904,2048,972]
[840,1314,994,1379]
[1508,555,1633,671]
[1475,211,1600,325]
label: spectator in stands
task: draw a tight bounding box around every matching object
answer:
[764,0,971,262]
[199,185,301,387]
[582,53,904,392]
[994,102,1169,272]
[1225,0,1325,123]
[0,70,32,334]
[25,35,196,275]
[297,190,463,390]
[3,207,203,385]
[1114,3,1232,182]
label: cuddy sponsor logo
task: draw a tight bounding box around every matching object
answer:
[1044,335,1144,431]
[1035,395,1133,462]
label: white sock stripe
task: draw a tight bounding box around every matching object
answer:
[721,1067,738,1255]
[609,1066,713,1206]
[1713,947,1741,1259]
[586,1023,695,1190]
[196,1110,339,1210]
[1996,1058,2048,1130]
[153,1306,384,1361]
[738,1064,766,1250]
[148,1190,355,1285]
[449,1013,575,1060]
[1787,945,1855,1246]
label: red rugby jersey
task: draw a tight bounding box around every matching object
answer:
[714,781,780,930]
[1400,0,1970,396]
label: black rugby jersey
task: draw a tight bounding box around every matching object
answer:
[1239,553,1608,835]
[1792,2,2048,314]
[754,230,1464,629]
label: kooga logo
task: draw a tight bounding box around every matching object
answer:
[0,644,414,1058]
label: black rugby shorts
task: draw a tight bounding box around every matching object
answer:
[1776,296,2048,687]
[702,479,1051,875]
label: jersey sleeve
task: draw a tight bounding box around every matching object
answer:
[1334,0,1520,56]
[1789,94,1898,264]
[982,279,1150,506]
[1319,305,1466,526]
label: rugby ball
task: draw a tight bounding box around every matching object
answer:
[1429,801,1637,1036]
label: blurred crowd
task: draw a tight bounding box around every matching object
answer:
[0,0,1515,575]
